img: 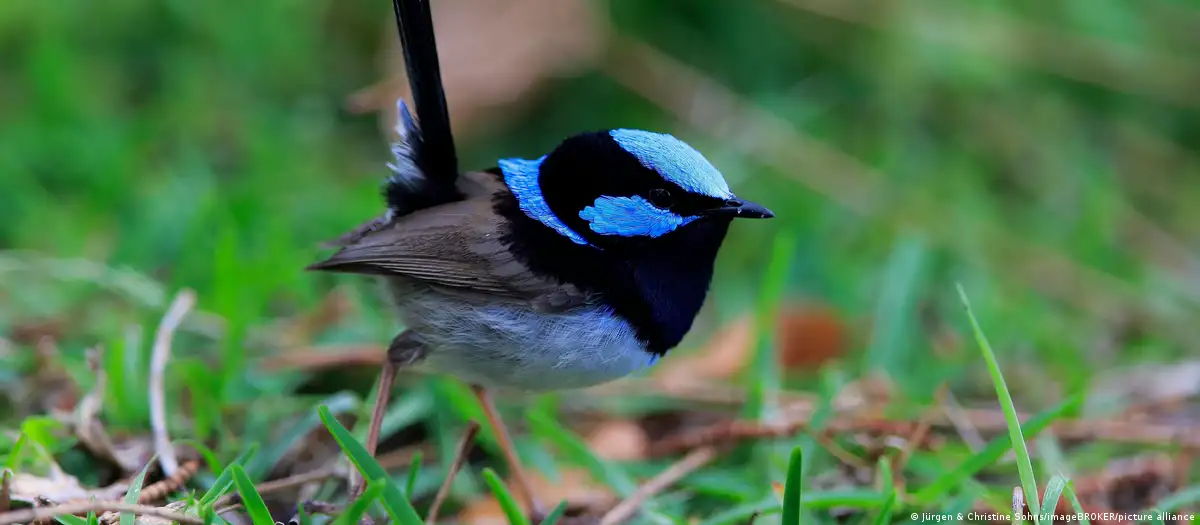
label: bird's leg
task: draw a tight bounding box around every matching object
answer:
[472,384,544,517]
[351,331,425,498]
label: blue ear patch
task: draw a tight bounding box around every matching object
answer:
[579,196,699,238]
[498,156,590,245]
[609,129,733,199]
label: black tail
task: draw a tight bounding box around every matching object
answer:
[386,0,461,212]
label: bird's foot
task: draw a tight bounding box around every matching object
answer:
[472,384,546,517]
[350,331,426,499]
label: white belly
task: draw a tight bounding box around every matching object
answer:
[387,283,659,392]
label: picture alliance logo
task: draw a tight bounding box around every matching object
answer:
[912,511,1198,522]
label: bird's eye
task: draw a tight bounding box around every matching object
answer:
[648,188,673,208]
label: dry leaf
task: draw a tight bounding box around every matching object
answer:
[8,470,127,506]
[777,305,847,370]
[347,0,610,138]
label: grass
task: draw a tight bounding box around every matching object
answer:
[958,285,1040,523]
[3,0,1200,523]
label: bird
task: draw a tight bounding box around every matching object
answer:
[307,0,773,515]
[309,98,773,513]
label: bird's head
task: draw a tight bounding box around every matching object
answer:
[498,129,772,252]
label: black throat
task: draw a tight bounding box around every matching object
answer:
[489,170,730,356]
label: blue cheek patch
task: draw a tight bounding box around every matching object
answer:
[579,195,699,238]
[498,156,590,246]
[609,129,733,200]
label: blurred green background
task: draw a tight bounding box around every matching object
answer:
[3,0,1200,521]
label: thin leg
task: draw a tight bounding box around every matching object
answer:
[351,360,398,498]
[350,331,425,498]
[472,384,543,516]
[365,361,398,458]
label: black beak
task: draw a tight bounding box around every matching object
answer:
[706,198,774,219]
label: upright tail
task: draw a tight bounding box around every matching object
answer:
[384,0,462,214]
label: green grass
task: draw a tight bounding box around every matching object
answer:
[958,285,1041,523]
[781,446,804,525]
[4,0,1200,523]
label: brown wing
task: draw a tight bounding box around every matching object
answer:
[308,176,588,310]
[319,170,505,249]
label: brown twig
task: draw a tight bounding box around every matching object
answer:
[599,446,717,525]
[260,344,387,372]
[138,459,200,503]
[149,289,196,477]
[0,501,204,525]
[219,464,342,508]
[296,500,342,517]
[426,422,481,525]
[213,503,243,517]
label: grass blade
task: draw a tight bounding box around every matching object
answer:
[871,457,895,525]
[482,467,532,525]
[1156,485,1200,512]
[4,434,28,471]
[176,438,222,475]
[330,478,385,525]
[55,516,89,525]
[297,501,314,525]
[198,444,259,507]
[697,496,780,525]
[873,492,897,525]
[121,458,155,525]
[802,490,888,508]
[231,464,274,525]
[956,284,1040,523]
[404,450,423,496]
[781,446,803,525]
[539,500,569,525]
[199,505,217,525]
[912,394,1080,503]
[317,404,423,525]
[1041,474,1067,519]
[1148,510,1166,525]
[1062,481,1090,525]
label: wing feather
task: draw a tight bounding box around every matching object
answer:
[308,178,588,310]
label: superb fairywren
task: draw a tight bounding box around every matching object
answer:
[310,100,772,511]
[308,0,772,514]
